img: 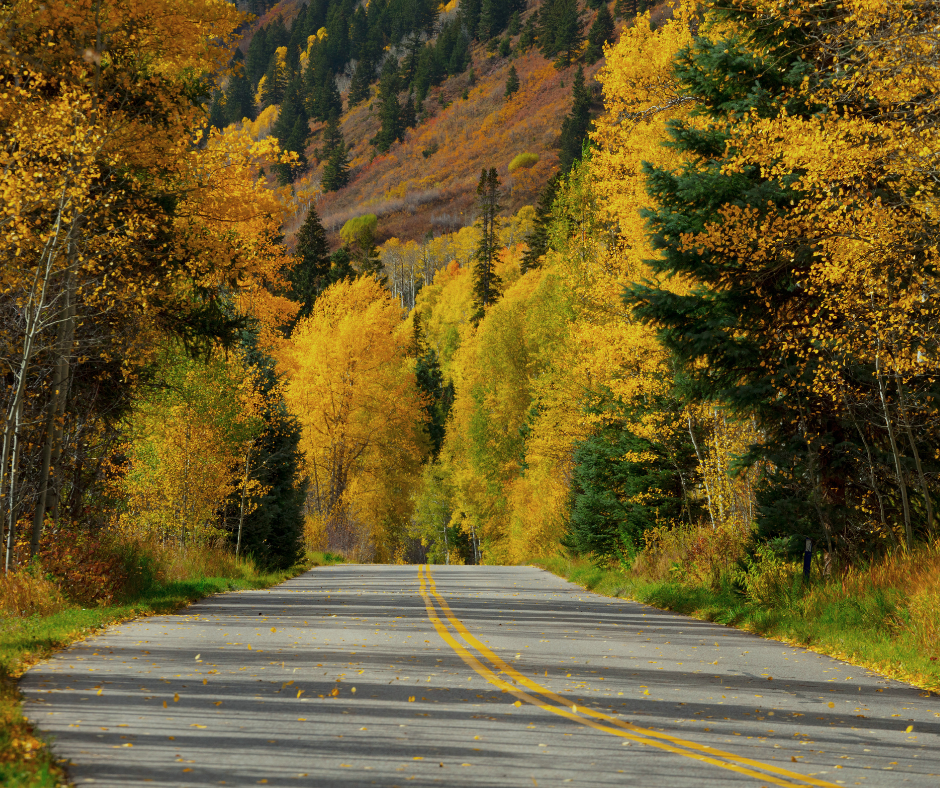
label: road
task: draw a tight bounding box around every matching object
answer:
[21,564,940,787]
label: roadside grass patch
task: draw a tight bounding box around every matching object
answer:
[1,546,340,787]
[531,546,940,695]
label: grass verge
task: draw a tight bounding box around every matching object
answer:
[0,549,344,788]
[531,553,940,696]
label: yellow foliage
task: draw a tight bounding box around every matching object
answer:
[283,276,427,561]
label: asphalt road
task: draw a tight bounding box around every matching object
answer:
[21,565,940,787]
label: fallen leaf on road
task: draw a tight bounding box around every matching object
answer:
[173,694,179,702]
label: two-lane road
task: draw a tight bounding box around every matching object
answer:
[22,565,940,786]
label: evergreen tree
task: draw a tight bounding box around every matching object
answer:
[287,205,332,322]
[272,75,309,183]
[228,330,307,570]
[400,91,418,130]
[259,49,289,109]
[328,247,357,285]
[564,397,697,562]
[624,7,852,549]
[477,0,497,41]
[499,34,511,57]
[520,173,560,273]
[372,57,402,152]
[305,48,343,121]
[321,135,350,191]
[558,65,592,173]
[550,0,585,68]
[208,89,226,131]
[224,51,256,124]
[347,56,374,107]
[505,64,520,98]
[614,0,645,20]
[585,3,615,64]
[412,314,452,459]
[508,10,521,36]
[471,168,502,323]
[460,0,483,41]
[519,10,538,51]
[246,25,270,86]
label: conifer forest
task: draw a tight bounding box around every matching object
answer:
[3,0,940,695]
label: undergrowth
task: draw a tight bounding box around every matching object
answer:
[532,542,940,696]
[0,541,342,788]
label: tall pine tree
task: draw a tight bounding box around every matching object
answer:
[471,168,503,323]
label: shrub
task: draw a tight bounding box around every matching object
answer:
[508,152,539,173]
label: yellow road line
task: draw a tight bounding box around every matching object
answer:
[419,565,840,788]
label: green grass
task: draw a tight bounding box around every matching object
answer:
[0,550,343,787]
[531,554,940,696]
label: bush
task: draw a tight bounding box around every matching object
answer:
[508,152,539,173]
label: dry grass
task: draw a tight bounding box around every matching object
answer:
[0,571,69,619]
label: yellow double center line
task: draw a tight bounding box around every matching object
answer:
[418,564,839,788]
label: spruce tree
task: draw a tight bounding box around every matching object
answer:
[208,90,226,131]
[519,11,538,51]
[400,91,418,130]
[246,25,270,86]
[328,247,357,285]
[550,0,585,68]
[228,331,307,570]
[347,56,374,106]
[505,65,520,98]
[321,137,350,191]
[372,58,402,152]
[288,205,332,322]
[520,174,560,273]
[624,7,851,548]
[508,10,521,36]
[471,168,503,323]
[558,65,592,173]
[225,52,256,124]
[585,3,615,64]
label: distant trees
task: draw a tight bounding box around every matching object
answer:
[471,168,503,322]
[372,58,403,152]
[585,3,615,64]
[288,206,333,323]
[224,51,256,124]
[558,65,592,173]
[319,115,350,192]
[505,65,520,98]
[539,0,584,68]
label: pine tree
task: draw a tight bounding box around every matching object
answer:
[328,247,357,286]
[229,332,307,570]
[245,25,270,86]
[372,57,402,153]
[505,64,520,98]
[520,173,560,273]
[614,0,644,20]
[347,56,374,106]
[208,89,226,131]
[585,3,615,64]
[477,0,496,41]
[550,0,585,68]
[558,65,592,173]
[288,205,332,321]
[519,11,538,51]
[400,91,418,130]
[225,51,256,124]
[321,136,350,191]
[624,6,851,548]
[272,75,309,183]
[508,10,521,36]
[471,168,503,323]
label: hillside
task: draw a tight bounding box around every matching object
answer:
[220,0,621,246]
